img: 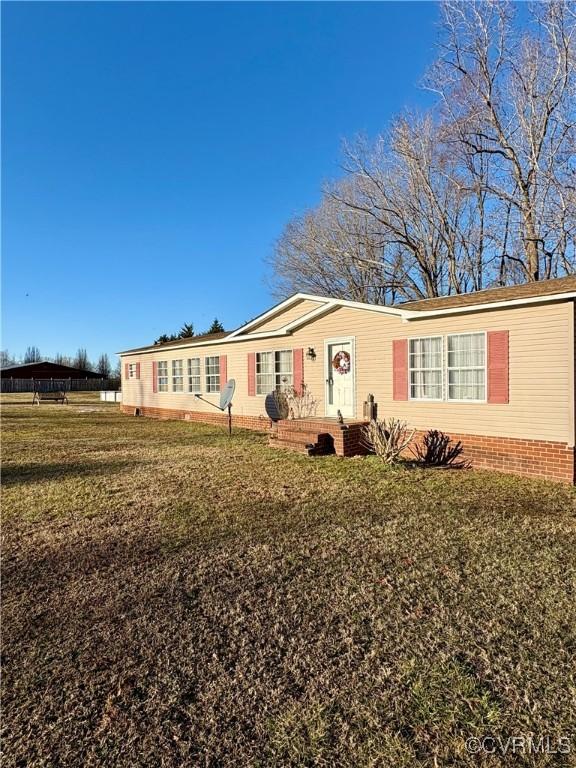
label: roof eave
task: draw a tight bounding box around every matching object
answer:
[117,295,405,356]
[402,291,576,320]
[117,289,576,355]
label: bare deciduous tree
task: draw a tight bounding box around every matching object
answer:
[24,346,41,363]
[427,0,576,281]
[269,178,397,305]
[97,353,111,377]
[270,1,575,302]
[336,114,497,299]
[54,352,73,366]
[0,350,15,367]
[273,113,496,302]
[74,348,90,371]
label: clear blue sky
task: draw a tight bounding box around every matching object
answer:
[2,1,439,363]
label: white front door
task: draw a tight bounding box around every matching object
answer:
[325,338,355,417]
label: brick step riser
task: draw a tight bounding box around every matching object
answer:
[269,437,335,456]
[276,431,332,444]
[276,423,344,434]
[275,437,333,451]
[268,440,318,456]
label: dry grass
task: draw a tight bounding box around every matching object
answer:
[2,394,576,766]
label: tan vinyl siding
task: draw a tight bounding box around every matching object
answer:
[121,300,574,444]
[240,299,324,334]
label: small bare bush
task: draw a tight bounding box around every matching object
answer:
[412,429,470,469]
[284,383,318,419]
[362,418,414,464]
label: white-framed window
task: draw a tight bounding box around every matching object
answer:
[205,356,220,393]
[172,359,184,392]
[157,361,168,393]
[187,357,201,393]
[128,363,137,379]
[447,333,486,401]
[256,350,293,395]
[409,337,443,400]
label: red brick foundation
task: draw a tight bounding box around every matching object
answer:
[120,404,271,432]
[120,405,574,483]
[411,432,575,484]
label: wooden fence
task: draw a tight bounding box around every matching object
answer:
[1,378,121,393]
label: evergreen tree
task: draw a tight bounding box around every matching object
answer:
[207,318,225,334]
[179,323,194,338]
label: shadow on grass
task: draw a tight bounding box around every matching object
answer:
[2,458,139,486]
[4,490,575,768]
[4,498,299,591]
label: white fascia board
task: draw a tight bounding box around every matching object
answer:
[118,290,576,356]
[236,296,403,337]
[119,298,400,356]
[402,291,576,320]
[117,329,291,357]
[329,297,405,317]
[117,303,336,356]
[225,292,405,339]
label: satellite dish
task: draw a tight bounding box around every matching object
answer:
[265,390,289,421]
[219,379,236,411]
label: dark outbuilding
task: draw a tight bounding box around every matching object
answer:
[0,361,104,380]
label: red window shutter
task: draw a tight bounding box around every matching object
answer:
[392,339,408,401]
[220,355,227,386]
[135,362,141,379]
[247,352,256,396]
[152,361,158,393]
[124,362,129,380]
[487,330,509,404]
[293,348,304,396]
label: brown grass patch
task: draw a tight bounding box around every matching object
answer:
[2,394,576,766]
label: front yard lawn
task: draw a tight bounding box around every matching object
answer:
[2,395,576,766]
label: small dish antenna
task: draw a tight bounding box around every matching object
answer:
[265,391,289,421]
[194,379,236,435]
[219,379,236,411]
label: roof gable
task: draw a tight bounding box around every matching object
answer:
[230,297,325,336]
[118,277,576,356]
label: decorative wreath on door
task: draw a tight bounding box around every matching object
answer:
[332,350,351,375]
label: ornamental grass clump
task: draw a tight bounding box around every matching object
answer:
[412,429,470,469]
[361,417,415,464]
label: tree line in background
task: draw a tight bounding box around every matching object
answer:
[271,1,576,304]
[0,347,119,378]
[0,318,227,374]
[153,318,225,345]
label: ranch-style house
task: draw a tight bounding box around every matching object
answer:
[119,275,576,483]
